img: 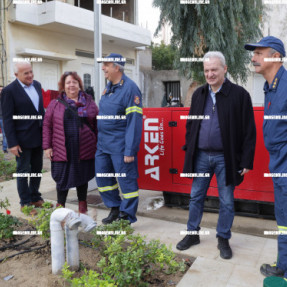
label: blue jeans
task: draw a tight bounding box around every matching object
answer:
[16,146,43,206]
[187,150,235,239]
[0,118,8,151]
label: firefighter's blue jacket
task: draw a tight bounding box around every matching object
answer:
[97,73,143,156]
[263,65,287,276]
[263,66,287,176]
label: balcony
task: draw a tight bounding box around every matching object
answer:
[8,0,151,48]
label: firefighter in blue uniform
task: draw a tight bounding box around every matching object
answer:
[95,53,143,224]
[245,36,287,281]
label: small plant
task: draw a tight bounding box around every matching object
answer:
[0,185,21,239]
[91,219,134,248]
[21,202,57,239]
[28,202,55,239]
[21,205,35,216]
[0,213,21,239]
[0,186,10,214]
[96,233,185,287]
[62,262,117,287]
[89,221,185,287]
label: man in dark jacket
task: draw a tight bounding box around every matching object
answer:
[1,61,45,215]
[176,51,256,259]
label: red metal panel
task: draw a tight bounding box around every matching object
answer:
[138,108,173,191]
[138,107,274,203]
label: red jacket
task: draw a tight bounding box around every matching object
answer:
[43,93,98,161]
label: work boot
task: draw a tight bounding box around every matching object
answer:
[79,201,88,214]
[217,236,232,259]
[102,207,120,224]
[176,234,200,251]
[260,263,284,277]
[117,211,131,224]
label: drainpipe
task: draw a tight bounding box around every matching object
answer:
[50,208,97,275]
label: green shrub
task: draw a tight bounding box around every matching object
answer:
[0,186,21,239]
[0,213,21,239]
[96,234,185,287]
[62,262,117,287]
[21,202,56,239]
[91,219,134,250]
[90,221,185,287]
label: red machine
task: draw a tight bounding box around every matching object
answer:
[42,89,274,217]
[137,107,274,217]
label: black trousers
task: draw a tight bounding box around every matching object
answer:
[15,146,43,206]
[57,183,88,206]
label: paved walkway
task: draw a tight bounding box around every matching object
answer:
[0,171,279,287]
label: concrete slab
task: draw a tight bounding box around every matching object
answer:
[227,264,263,287]
[177,256,234,287]
[255,238,278,270]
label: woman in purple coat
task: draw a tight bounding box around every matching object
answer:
[43,72,98,213]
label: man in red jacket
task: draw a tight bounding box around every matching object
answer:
[176,51,256,259]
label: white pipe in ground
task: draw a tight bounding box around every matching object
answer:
[50,208,96,275]
[65,226,80,270]
[79,213,97,232]
[50,227,65,275]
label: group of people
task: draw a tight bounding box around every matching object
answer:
[0,52,143,224]
[1,35,287,281]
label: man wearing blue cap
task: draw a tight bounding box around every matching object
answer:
[95,53,143,224]
[245,36,287,279]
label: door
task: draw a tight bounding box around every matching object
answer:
[32,59,59,91]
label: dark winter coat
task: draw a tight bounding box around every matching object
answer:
[183,78,256,186]
[42,93,98,161]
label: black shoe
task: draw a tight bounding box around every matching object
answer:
[217,236,232,259]
[118,211,129,220]
[3,150,8,154]
[102,207,120,224]
[117,211,131,224]
[176,235,200,251]
[260,263,284,277]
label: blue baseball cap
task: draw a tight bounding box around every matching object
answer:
[98,53,126,67]
[244,36,286,57]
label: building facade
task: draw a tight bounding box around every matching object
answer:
[0,0,151,100]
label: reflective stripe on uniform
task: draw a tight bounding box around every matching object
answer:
[278,225,287,231]
[125,106,143,115]
[98,183,119,193]
[122,190,139,199]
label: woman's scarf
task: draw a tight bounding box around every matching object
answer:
[62,91,88,117]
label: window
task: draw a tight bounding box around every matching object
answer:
[164,81,181,106]
[83,73,91,90]
[75,0,93,11]
[101,0,134,24]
